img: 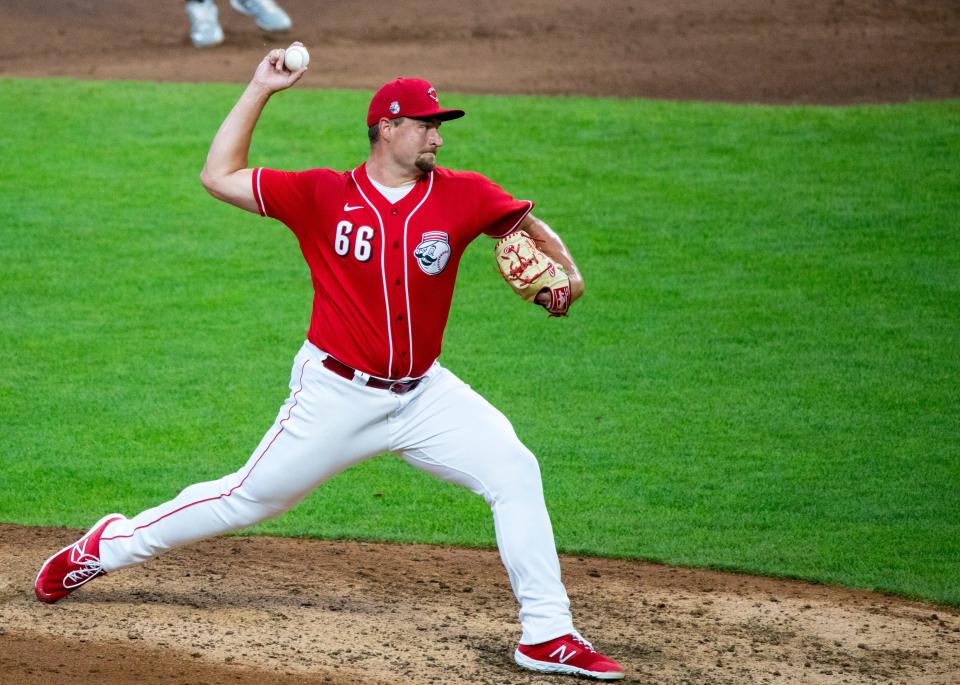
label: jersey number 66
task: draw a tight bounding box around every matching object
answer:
[334,220,374,262]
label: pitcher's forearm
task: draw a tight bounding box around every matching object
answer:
[199,45,306,211]
[201,83,272,183]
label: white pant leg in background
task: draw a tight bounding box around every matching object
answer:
[389,366,575,645]
[99,342,394,571]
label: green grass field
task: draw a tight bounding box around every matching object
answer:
[1,78,958,605]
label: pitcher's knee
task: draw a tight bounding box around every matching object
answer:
[182,471,297,530]
[491,446,545,499]
[208,489,285,529]
[229,482,300,523]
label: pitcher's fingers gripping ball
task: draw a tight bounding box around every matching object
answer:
[496,230,572,316]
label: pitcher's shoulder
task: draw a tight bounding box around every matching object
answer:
[432,167,494,186]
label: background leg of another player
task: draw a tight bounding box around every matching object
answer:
[392,367,575,645]
[185,0,224,48]
[98,344,393,571]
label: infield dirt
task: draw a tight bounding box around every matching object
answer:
[2,1,959,683]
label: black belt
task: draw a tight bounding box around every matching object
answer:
[321,356,423,395]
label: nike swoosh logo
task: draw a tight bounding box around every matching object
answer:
[343,203,364,212]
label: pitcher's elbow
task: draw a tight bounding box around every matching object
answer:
[199,166,213,190]
[199,167,222,199]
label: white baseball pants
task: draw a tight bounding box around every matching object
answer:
[99,340,574,644]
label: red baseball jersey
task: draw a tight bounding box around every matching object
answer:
[252,163,533,379]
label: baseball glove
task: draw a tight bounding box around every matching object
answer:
[495,230,571,316]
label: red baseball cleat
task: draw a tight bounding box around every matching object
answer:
[515,632,625,680]
[34,513,125,603]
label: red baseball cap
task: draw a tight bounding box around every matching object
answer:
[366,78,465,127]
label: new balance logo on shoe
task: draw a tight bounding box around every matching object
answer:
[514,632,625,680]
[549,645,578,664]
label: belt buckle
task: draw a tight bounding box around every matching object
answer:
[389,378,418,395]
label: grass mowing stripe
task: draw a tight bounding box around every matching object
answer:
[1,79,958,605]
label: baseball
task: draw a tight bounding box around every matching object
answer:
[284,45,310,71]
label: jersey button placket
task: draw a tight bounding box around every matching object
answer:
[396,302,409,366]
[385,211,409,379]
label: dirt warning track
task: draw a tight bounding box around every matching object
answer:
[1,0,958,102]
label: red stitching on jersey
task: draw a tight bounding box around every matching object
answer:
[101,360,311,542]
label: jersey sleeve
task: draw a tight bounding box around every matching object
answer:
[471,174,534,238]
[252,167,342,236]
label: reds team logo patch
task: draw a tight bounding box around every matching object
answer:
[427,87,439,103]
[414,231,451,275]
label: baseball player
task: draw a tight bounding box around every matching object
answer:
[34,43,625,681]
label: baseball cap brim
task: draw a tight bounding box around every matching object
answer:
[404,108,465,122]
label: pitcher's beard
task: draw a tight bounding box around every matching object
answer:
[415,153,437,173]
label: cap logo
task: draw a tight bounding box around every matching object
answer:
[426,87,438,103]
[389,100,400,115]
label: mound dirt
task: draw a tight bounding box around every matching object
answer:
[2,525,959,684]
